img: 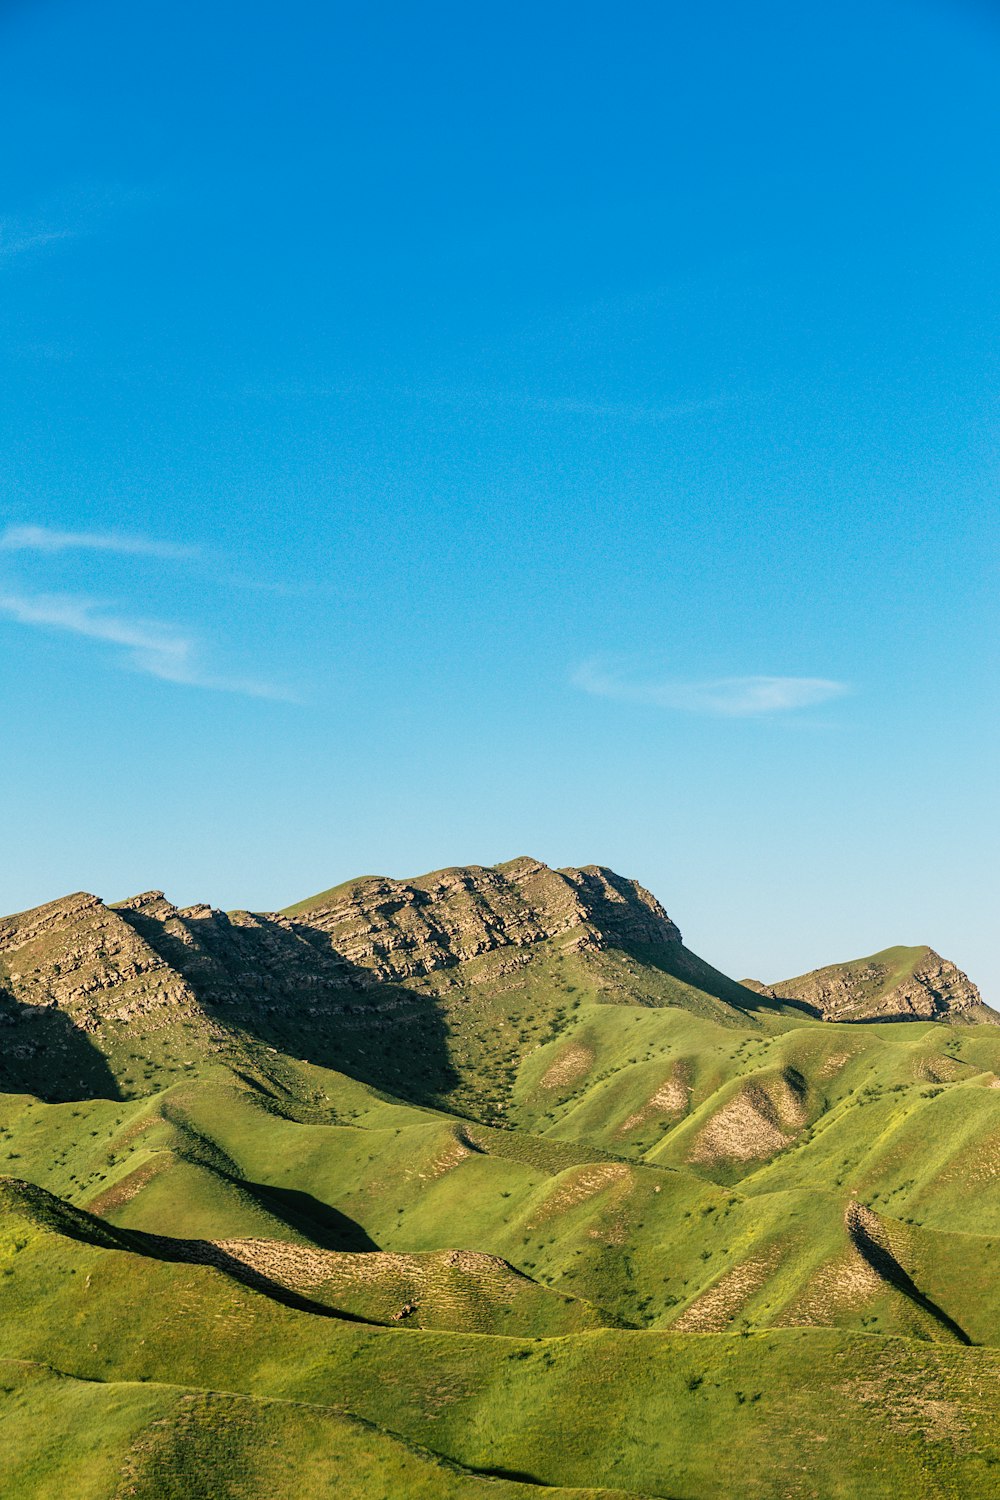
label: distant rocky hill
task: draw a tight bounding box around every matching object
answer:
[742,944,995,1024]
[0,859,697,1102]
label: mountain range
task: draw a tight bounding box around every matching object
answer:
[2,857,999,1498]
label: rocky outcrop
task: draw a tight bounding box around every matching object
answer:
[0,858,680,1037]
[116,891,362,1008]
[283,856,681,982]
[3,868,989,1047]
[0,890,200,1033]
[743,946,995,1025]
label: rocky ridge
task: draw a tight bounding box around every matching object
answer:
[743,945,994,1024]
[0,890,200,1033]
[283,856,682,982]
[0,864,991,1048]
[0,858,681,1035]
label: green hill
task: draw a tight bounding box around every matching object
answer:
[743,943,994,1024]
[1,857,998,1496]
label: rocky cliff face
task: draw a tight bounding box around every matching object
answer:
[0,859,682,1035]
[743,945,995,1024]
[115,890,361,1007]
[0,890,200,1033]
[284,857,682,982]
[2,867,989,1046]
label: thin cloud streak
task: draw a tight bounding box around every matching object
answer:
[0,525,197,560]
[1,181,152,266]
[0,225,74,262]
[523,393,734,422]
[244,376,741,427]
[574,659,851,717]
[411,385,735,425]
[2,521,308,595]
[0,591,293,701]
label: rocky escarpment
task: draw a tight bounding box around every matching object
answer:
[743,945,995,1025]
[281,856,682,982]
[0,890,201,1033]
[115,891,364,1007]
[0,859,683,1036]
[3,869,989,1046]
[116,856,682,1007]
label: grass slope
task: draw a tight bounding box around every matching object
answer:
[3,909,1000,1496]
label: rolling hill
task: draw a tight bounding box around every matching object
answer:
[2,857,999,1498]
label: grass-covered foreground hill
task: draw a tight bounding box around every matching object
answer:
[1,856,999,1498]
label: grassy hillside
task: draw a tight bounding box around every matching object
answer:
[2,861,999,1495]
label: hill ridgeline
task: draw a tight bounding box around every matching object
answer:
[742,944,992,1024]
[0,857,989,1040]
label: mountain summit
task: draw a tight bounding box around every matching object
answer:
[281,855,682,980]
[1,863,989,1066]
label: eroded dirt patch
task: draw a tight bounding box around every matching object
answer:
[619,1071,688,1134]
[671,1249,782,1332]
[538,1162,633,1219]
[85,1157,166,1216]
[688,1087,794,1165]
[540,1043,594,1091]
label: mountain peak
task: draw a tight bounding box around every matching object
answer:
[281,856,681,982]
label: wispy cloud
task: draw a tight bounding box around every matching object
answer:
[0,225,74,263]
[0,525,197,560]
[410,385,734,426]
[573,659,851,717]
[244,374,741,428]
[519,393,733,423]
[0,591,292,701]
[1,181,151,268]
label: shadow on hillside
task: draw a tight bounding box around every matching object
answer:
[229,1176,380,1252]
[117,907,460,1110]
[0,990,121,1103]
[847,1013,943,1026]
[847,1205,971,1345]
[28,1190,384,1326]
[623,942,822,1020]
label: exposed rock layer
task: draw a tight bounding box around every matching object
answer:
[743,946,994,1025]
[0,858,681,1036]
[0,864,990,1044]
[283,857,682,981]
[0,890,198,1033]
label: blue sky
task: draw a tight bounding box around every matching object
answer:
[1,0,997,996]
